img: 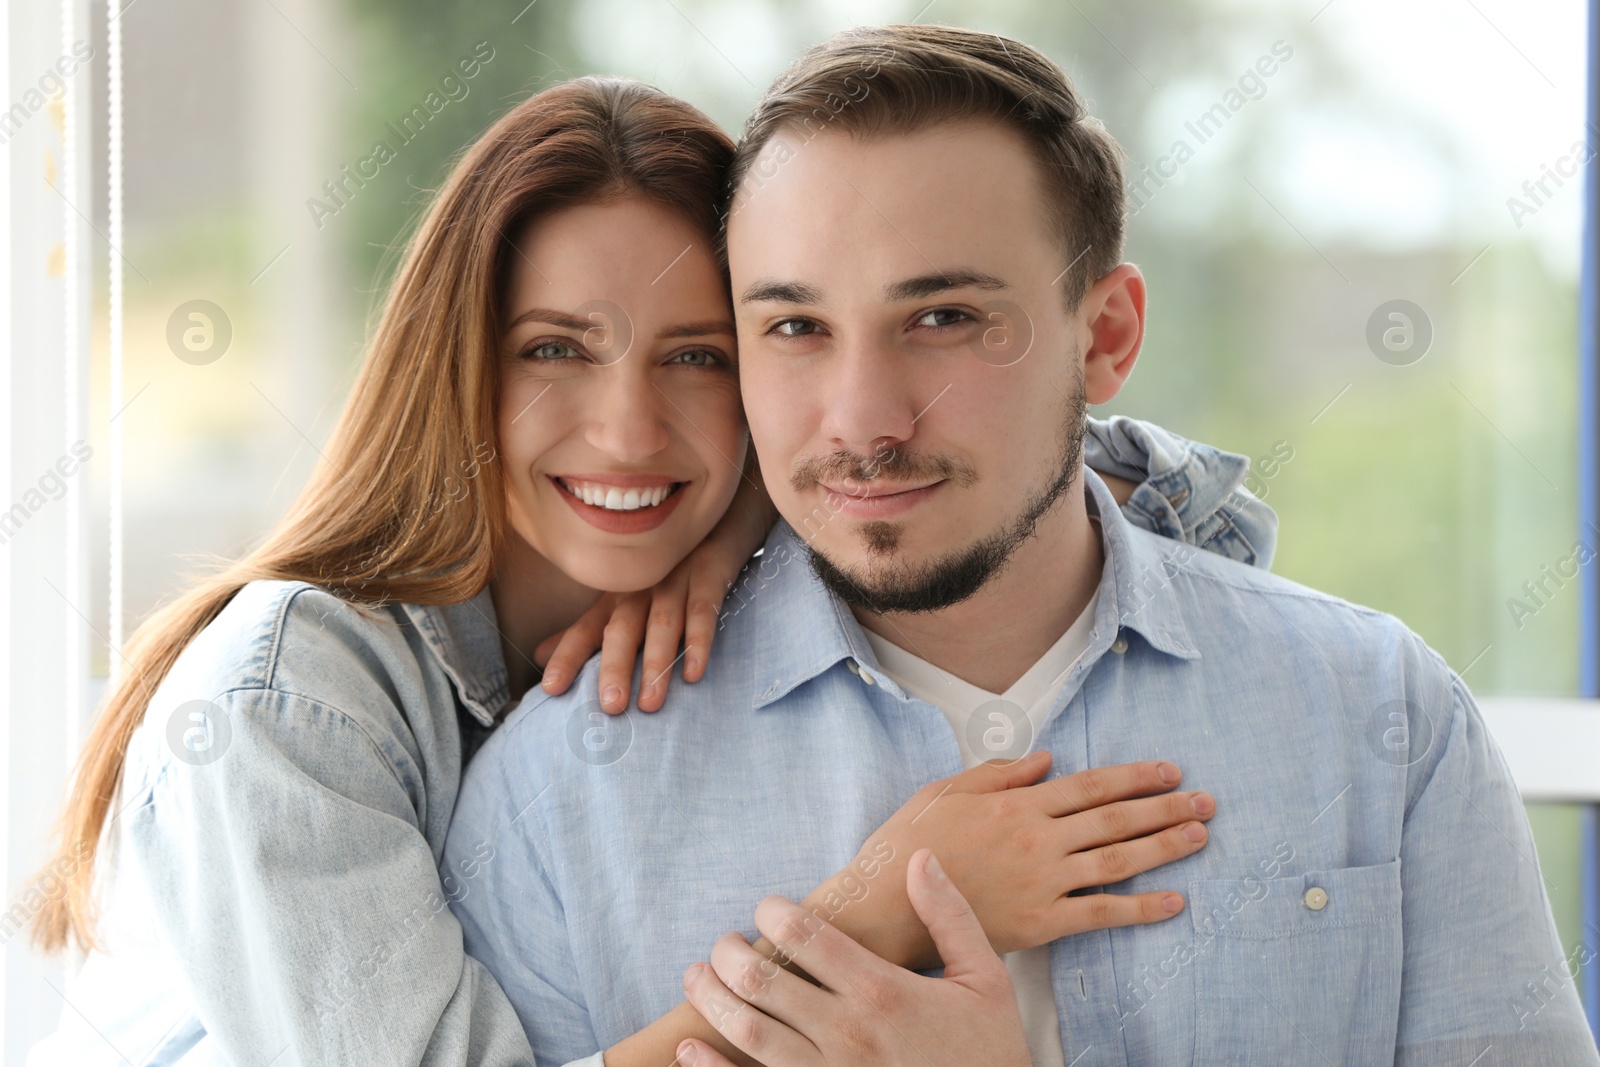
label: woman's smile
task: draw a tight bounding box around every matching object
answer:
[550,473,689,533]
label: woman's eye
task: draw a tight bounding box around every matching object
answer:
[522,340,581,362]
[915,308,972,329]
[772,318,819,338]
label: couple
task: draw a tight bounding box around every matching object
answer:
[25,22,1590,1067]
[442,23,1595,1067]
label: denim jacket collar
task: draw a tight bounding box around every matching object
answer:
[401,586,511,727]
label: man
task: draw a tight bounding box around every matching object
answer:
[445,23,1596,1066]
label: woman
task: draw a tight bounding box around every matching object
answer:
[27,76,1270,1065]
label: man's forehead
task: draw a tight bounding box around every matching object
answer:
[727,123,1054,285]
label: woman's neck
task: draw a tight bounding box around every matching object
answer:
[489,533,604,699]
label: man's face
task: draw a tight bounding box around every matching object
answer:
[727,121,1137,611]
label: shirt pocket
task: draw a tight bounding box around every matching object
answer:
[1189,859,1403,1066]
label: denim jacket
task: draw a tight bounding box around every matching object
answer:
[26,416,1276,1066]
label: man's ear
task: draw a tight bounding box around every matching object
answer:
[1079,263,1146,405]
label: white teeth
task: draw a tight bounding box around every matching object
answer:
[560,479,677,511]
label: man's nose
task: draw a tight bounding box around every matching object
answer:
[818,341,921,458]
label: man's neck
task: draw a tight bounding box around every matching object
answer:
[851,481,1105,694]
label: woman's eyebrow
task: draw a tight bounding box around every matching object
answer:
[658,320,737,340]
[505,307,593,333]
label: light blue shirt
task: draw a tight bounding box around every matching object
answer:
[447,469,1598,1067]
[24,415,1254,1067]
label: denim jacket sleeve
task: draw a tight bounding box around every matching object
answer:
[113,585,539,1067]
[1085,414,1277,569]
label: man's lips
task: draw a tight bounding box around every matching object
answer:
[818,479,946,520]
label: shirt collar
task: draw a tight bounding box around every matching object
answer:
[401,586,512,727]
[744,526,884,708]
[1083,467,1202,661]
[746,468,1199,709]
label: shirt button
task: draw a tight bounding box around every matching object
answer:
[845,658,861,676]
[1303,886,1328,911]
[859,668,876,685]
[1110,636,1129,654]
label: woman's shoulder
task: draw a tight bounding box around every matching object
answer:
[139,581,442,768]
[119,579,460,810]
[176,579,410,697]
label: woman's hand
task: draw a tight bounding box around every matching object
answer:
[1097,470,1138,506]
[600,754,1209,1067]
[789,751,1214,971]
[677,849,1032,1067]
[536,464,778,714]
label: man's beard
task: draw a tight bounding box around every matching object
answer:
[800,365,1089,615]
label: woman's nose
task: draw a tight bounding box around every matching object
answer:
[585,366,671,462]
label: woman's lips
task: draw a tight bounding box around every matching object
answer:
[820,480,945,520]
[551,475,687,534]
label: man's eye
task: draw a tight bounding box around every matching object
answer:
[523,340,581,361]
[772,318,819,338]
[915,308,972,328]
[668,348,721,367]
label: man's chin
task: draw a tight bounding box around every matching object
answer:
[804,535,1003,615]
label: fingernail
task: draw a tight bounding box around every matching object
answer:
[1182,822,1206,842]
[1163,893,1184,913]
[683,962,704,988]
[543,670,563,689]
[678,1042,698,1066]
[603,685,623,708]
[1190,793,1214,816]
[686,654,702,678]
[1157,762,1180,784]
[924,852,946,882]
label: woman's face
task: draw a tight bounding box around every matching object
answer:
[497,196,747,593]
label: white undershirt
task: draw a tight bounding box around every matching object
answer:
[861,589,1099,1067]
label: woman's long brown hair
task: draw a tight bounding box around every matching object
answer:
[32,76,734,952]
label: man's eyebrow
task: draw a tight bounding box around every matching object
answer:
[885,269,1009,302]
[504,307,593,333]
[658,320,737,340]
[740,280,824,306]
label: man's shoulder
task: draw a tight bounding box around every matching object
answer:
[482,595,772,773]
[1125,524,1448,676]
[465,536,819,807]
[1138,523,1386,619]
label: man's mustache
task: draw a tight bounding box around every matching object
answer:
[789,448,978,495]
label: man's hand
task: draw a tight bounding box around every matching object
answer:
[602,753,1210,1067]
[799,750,1212,970]
[678,848,1031,1067]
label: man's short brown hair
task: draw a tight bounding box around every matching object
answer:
[727,23,1128,310]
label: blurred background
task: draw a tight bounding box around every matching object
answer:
[1,0,1591,1057]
